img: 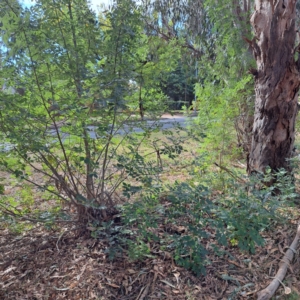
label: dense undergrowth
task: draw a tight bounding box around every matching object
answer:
[119,166,299,276]
[1,126,299,278]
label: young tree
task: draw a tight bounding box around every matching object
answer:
[247,0,300,174]
[0,0,164,225]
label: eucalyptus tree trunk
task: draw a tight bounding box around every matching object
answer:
[247,0,300,174]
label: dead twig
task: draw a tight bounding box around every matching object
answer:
[214,162,247,183]
[257,224,300,300]
[56,230,66,252]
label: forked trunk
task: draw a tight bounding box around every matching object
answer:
[247,0,300,174]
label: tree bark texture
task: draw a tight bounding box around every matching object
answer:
[247,0,300,174]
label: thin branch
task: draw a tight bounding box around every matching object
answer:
[257,225,300,300]
[214,162,247,183]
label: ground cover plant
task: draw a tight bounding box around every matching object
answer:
[1,1,300,300]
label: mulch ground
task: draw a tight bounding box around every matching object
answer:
[1,217,300,300]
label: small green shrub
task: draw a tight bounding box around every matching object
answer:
[123,167,296,275]
[127,238,151,261]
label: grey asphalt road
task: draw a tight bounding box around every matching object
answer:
[88,114,196,138]
[0,114,197,151]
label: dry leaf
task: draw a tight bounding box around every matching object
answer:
[163,251,171,259]
[106,282,120,288]
[0,267,16,276]
[173,272,180,285]
[175,226,186,233]
[122,279,128,286]
[4,189,12,195]
[284,287,291,294]
[160,280,176,289]
[87,227,96,231]
[68,281,78,289]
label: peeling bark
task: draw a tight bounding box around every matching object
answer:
[248,0,300,174]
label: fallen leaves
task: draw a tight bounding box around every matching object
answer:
[0,219,300,299]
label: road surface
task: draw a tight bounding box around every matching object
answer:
[88,113,196,138]
[0,113,197,151]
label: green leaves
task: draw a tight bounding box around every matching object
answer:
[122,163,297,275]
[0,0,184,227]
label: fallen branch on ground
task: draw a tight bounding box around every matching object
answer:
[257,224,300,300]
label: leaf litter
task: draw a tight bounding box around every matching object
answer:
[0,214,300,300]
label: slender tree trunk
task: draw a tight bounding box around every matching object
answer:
[247,0,300,174]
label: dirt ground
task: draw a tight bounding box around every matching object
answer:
[1,214,300,300]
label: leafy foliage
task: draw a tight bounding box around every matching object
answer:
[193,0,255,164]
[123,165,296,275]
[160,60,196,110]
[0,0,180,224]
